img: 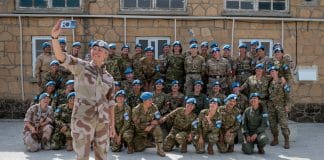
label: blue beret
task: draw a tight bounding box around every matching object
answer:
[59,38,66,44]
[186,98,197,104]
[209,98,221,105]
[210,41,218,48]
[124,67,133,74]
[121,44,130,50]
[189,38,198,44]
[239,43,247,48]
[272,43,282,50]
[211,47,221,53]
[144,46,154,52]
[140,92,153,101]
[155,79,164,84]
[190,43,198,49]
[250,40,259,45]
[224,94,237,103]
[115,90,126,97]
[231,82,240,89]
[135,43,142,49]
[194,80,203,85]
[172,41,182,47]
[162,43,170,47]
[45,81,56,87]
[223,44,231,50]
[256,45,265,52]
[41,42,51,49]
[212,81,220,86]
[39,93,50,101]
[50,60,59,66]
[114,81,121,87]
[67,92,76,100]
[132,79,142,85]
[65,80,74,85]
[249,92,261,99]
[108,43,116,49]
[200,41,208,47]
[91,40,109,51]
[255,63,264,69]
[274,47,284,53]
[171,80,179,85]
[72,42,81,47]
[268,66,279,72]
[88,40,94,47]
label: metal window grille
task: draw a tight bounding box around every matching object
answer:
[225,0,288,11]
[136,37,170,59]
[19,0,80,8]
[122,0,185,10]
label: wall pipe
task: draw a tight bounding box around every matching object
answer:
[174,18,177,41]
[231,18,235,56]
[18,16,25,100]
[123,17,126,44]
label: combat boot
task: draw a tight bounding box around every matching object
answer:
[270,135,279,146]
[258,146,265,154]
[284,135,290,149]
[180,141,187,153]
[66,140,73,151]
[228,144,234,152]
[127,143,134,154]
[207,143,214,155]
[156,143,166,157]
[41,137,51,150]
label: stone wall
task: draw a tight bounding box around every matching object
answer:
[290,103,324,122]
[0,99,31,119]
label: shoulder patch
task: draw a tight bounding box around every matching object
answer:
[215,120,222,129]
[192,119,199,129]
[154,111,161,120]
[236,114,242,123]
[262,113,268,118]
[55,108,61,113]
[123,112,129,121]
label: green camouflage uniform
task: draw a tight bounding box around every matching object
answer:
[184,55,205,95]
[235,93,249,114]
[168,92,185,111]
[118,56,133,81]
[132,53,144,80]
[270,55,293,83]
[165,53,185,92]
[43,70,66,90]
[51,89,73,111]
[153,91,170,116]
[208,92,226,105]
[121,79,134,96]
[206,57,231,93]
[127,92,142,109]
[233,56,253,85]
[105,54,121,81]
[139,57,160,91]
[187,93,209,115]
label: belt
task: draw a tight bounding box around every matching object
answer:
[209,75,225,79]
[187,72,200,74]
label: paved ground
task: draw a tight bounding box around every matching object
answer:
[0,120,323,160]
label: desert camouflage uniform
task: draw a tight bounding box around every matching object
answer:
[35,53,56,87]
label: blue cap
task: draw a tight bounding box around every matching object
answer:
[140,92,153,101]
[223,44,231,50]
[268,66,279,72]
[190,43,198,49]
[39,93,50,101]
[171,80,179,85]
[200,41,208,47]
[121,44,130,50]
[256,45,265,52]
[50,60,59,66]
[231,82,240,89]
[250,40,259,46]
[132,79,142,85]
[91,40,109,51]
[135,43,143,49]
[239,43,247,48]
[114,81,121,87]
[210,41,218,48]
[144,46,154,52]
[108,43,116,49]
[67,92,76,100]
[172,41,182,47]
[155,79,164,85]
[72,42,81,47]
[194,80,204,85]
[224,94,238,103]
[65,80,74,85]
[162,43,170,47]
[209,98,221,105]
[255,63,264,69]
[115,90,126,97]
[124,67,133,75]
[211,47,221,53]
[41,42,51,49]
[59,38,66,44]
[274,47,284,53]
[212,81,220,87]
[189,38,198,44]
[45,81,56,87]
[249,92,261,99]
[186,98,197,104]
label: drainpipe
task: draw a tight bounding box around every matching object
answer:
[18,16,25,100]
[174,18,177,41]
[281,19,284,47]
[123,17,127,44]
[71,16,75,42]
[231,18,235,56]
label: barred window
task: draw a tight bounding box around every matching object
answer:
[122,0,186,11]
[18,0,81,8]
[136,37,171,59]
[225,0,288,11]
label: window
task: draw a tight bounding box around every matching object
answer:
[121,0,186,11]
[16,0,82,13]
[239,39,273,57]
[32,36,66,77]
[225,0,288,11]
[135,37,170,59]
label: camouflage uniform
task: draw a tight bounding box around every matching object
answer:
[139,57,160,91]
[105,54,121,81]
[118,56,133,81]
[235,93,249,114]
[206,57,231,92]
[35,53,56,87]
[42,69,66,90]
[241,106,269,154]
[269,55,293,83]
[165,53,185,93]
[127,92,142,109]
[233,56,253,85]
[121,79,134,96]
[51,89,73,110]
[51,104,73,150]
[184,55,205,95]
[241,75,271,107]
[23,104,53,152]
[132,53,144,80]
[168,92,185,111]
[163,107,196,152]
[60,54,115,160]
[153,91,170,116]
[187,93,209,115]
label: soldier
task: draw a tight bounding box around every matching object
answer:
[184,43,205,95]
[83,40,93,61]
[194,98,222,155]
[111,90,134,153]
[51,79,74,110]
[160,98,197,153]
[250,40,259,66]
[270,46,293,83]
[71,42,81,58]
[132,92,166,157]
[268,66,291,149]
[233,43,253,85]
[242,93,269,154]
[199,41,209,60]
[139,46,160,91]
[231,82,248,114]
[59,38,67,52]
[114,81,122,93]
[105,43,121,81]
[222,44,235,94]
[158,43,171,80]
[51,92,75,151]
[132,43,143,80]
[186,80,209,115]
[255,45,271,71]
[35,42,55,88]
[35,81,57,106]
[127,79,143,109]
[23,93,53,152]
[153,79,170,116]
[121,67,135,95]
[118,44,133,81]
[42,60,65,90]
[165,41,185,93]
[52,20,116,160]
[167,80,185,111]
[208,81,226,103]
[217,94,241,153]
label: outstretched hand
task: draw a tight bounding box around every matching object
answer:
[51,19,63,38]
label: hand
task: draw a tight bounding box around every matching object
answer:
[150,120,159,126]
[187,133,193,142]
[51,19,63,38]
[159,117,166,124]
[31,126,37,134]
[109,127,116,138]
[115,134,121,145]
[285,106,290,113]
[60,126,67,133]
[281,77,287,85]
[197,136,204,149]
[144,125,152,132]
[250,134,257,142]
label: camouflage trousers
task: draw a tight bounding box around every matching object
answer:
[163,129,189,151]
[242,132,268,154]
[193,128,219,153]
[133,126,163,152]
[110,129,134,152]
[217,129,237,153]
[268,103,290,136]
[51,127,72,150]
[184,73,201,95]
[71,116,109,160]
[23,124,53,152]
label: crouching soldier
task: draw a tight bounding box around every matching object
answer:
[242,93,269,154]
[51,92,75,151]
[111,90,134,154]
[23,93,53,152]
[160,98,197,153]
[194,98,222,155]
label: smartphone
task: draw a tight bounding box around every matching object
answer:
[61,20,76,29]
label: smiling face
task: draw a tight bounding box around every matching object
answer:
[90,46,108,65]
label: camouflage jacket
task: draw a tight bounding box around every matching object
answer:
[153,91,170,115]
[233,56,253,75]
[164,107,196,133]
[104,55,121,81]
[184,55,206,74]
[54,103,73,130]
[242,106,268,135]
[218,105,241,132]
[206,57,231,76]
[168,92,185,111]
[268,79,291,107]
[35,53,56,80]
[127,92,142,109]
[187,93,209,115]
[165,53,185,81]
[197,109,222,135]
[132,103,160,131]
[241,75,271,99]
[24,104,54,132]
[114,103,133,135]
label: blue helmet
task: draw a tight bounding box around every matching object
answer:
[65,80,74,86]
[45,81,56,87]
[59,38,66,44]
[172,41,182,47]
[108,43,116,49]
[194,80,204,85]
[132,79,142,85]
[124,67,133,75]
[231,82,240,89]
[239,43,247,49]
[189,43,198,49]
[224,94,238,103]
[200,41,208,47]
[255,63,264,70]
[155,79,164,85]
[212,81,220,87]
[223,44,231,50]
[50,60,59,66]
[210,41,218,48]
[171,80,179,85]
[144,46,154,52]
[209,98,221,105]
[41,42,51,49]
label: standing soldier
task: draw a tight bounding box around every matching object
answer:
[168,80,185,111]
[132,43,143,80]
[268,66,291,149]
[222,44,235,94]
[139,46,160,91]
[160,98,197,153]
[59,38,67,52]
[35,42,55,88]
[111,90,134,153]
[233,43,253,85]
[187,80,209,115]
[158,43,171,80]
[127,79,143,109]
[153,79,170,116]
[217,94,241,153]
[184,43,205,95]
[23,93,53,152]
[199,41,209,60]
[231,82,248,114]
[255,45,271,71]
[132,92,166,157]
[270,46,293,83]
[194,98,222,155]
[71,42,81,58]
[208,81,226,103]
[118,44,133,81]
[242,93,269,154]
[51,92,76,151]
[121,67,135,96]
[105,43,121,81]
[250,40,259,67]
